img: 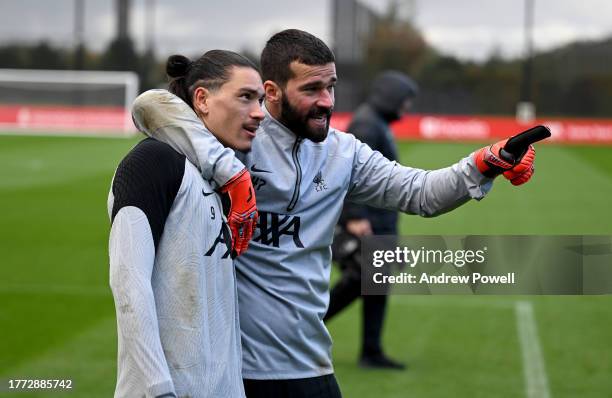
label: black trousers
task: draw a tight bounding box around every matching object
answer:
[244,374,342,398]
[324,260,388,356]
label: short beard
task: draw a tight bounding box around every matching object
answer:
[280,94,332,143]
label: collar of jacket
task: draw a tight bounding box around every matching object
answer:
[260,103,302,148]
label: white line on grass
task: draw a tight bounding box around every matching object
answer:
[515,300,551,398]
[392,297,551,397]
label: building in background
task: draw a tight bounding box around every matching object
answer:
[332,0,419,111]
[332,0,379,111]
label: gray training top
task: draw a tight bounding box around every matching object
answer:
[132,89,493,380]
[108,138,245,397]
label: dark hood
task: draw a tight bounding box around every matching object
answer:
[367,71,419,122]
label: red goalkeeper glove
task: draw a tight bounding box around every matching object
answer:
[220,169,258,256]
[502,146,535,185]
[473,139,535,185]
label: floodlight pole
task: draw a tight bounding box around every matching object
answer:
[145,0,155,57]
[520,0,534,103]
[517,0,535,122]
[73,0,85,70]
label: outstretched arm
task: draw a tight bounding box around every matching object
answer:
[347,128,539,217]
[347,140,492,217]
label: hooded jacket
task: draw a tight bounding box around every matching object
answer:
[341,71,419,234]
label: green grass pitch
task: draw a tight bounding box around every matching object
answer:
[0,134,611,397]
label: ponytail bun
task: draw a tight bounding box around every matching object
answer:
[166,54,192,78]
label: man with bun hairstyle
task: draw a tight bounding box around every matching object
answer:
[108,50,264,398]
[133,30,538,397]
[134,54,260,256]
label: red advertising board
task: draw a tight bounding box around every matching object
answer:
[331,113,612,145]
[0,105,131,135]
[1,104,611,144]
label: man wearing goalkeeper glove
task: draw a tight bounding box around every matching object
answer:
[132,30,539,398]
[474,138,535,184]
[109,50,264,398]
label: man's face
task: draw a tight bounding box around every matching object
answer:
[197,66,265,152]
[279,61,337,142]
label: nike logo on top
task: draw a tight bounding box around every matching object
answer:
[202,189,215,197]
[251,164,271,173]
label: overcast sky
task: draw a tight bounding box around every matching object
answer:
[1,0,611,62]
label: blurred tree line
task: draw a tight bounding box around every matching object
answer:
[1,21,611,117]
[0,38,164,91]
[349,4,612,118]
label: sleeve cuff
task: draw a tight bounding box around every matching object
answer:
[147,380,176,398]
[463,155,495,200]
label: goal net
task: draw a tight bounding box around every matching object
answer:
[0,69,139,136]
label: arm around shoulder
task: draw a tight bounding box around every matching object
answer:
[132,89,244,188]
